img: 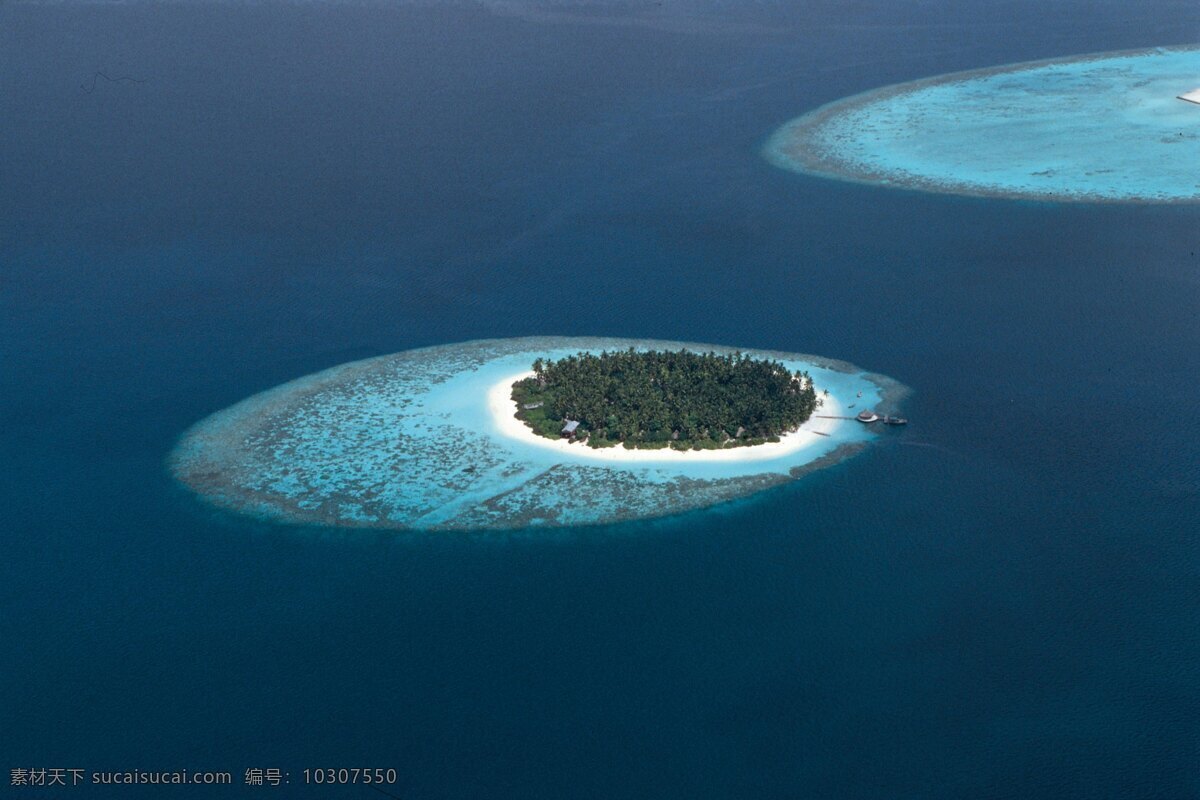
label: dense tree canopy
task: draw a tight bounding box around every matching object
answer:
[511,349,819,449]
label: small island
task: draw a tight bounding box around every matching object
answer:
[170,337,905,529]
[510,349,818,450]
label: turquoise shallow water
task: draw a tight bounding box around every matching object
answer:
[767,46,1200,201]
[170,337,904,529]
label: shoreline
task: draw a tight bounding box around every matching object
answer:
[487,370,850,463]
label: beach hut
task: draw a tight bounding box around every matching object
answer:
[856,410,880,423]
[561,420,581,437]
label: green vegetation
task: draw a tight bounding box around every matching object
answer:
[511,349,818,450]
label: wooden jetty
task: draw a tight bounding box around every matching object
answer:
[815,411,908,426]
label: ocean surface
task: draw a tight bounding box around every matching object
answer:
[2,1,1197,797]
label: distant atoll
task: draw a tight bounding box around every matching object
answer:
[764,45,1200,202]
[169,337,907,530]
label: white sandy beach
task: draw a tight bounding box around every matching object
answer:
[487,371,850,463]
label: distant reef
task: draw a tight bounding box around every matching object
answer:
[765,45,1200,202]
[169,337,907,531]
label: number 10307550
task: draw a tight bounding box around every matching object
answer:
[302,768,398,785]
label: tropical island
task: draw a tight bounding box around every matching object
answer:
[170,337,904,530]
[510,349,819,450]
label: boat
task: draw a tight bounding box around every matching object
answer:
[881,415,908,426]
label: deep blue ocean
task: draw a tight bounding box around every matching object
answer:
[2,2,1198,797]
